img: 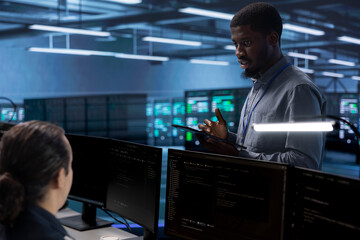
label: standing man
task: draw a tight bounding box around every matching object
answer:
[198,2,326,169]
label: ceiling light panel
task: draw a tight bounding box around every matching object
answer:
[338,36,360,45]
[288,52,318,60]
[29,25,110,37]
[328,59,355,67]
[106,0,142,4]
[179,7,233,20]
[115,53,169,61]
[142,36,202,46]
[322,71,344,78]
[283,23,325,36]
[190,59,229,66]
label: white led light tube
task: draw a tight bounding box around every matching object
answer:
[253,122,333,132]
[190,59,229,66]
[328,59,355,67]
[298,68,315,74]
[224,45,236,50]
[179,7,233,20]
[283,23,325,36]
[106,0,142,4]
[322,72,344,78]
[288,52,318,60]
[29,48,169,61]
[29,24,110,37]
[142,36,202,46]
[115,53,169,61]
[338,36,360,45]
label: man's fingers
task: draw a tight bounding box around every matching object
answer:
[198,123,206,130]
[199,119,215,133]
[204,119,214,126]
[215,108,226,125]
[198,124,211,133]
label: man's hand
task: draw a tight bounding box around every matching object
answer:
[198,108,228,139]
[196,108,238,156]
[196,134,239,156]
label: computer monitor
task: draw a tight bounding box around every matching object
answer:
[0,106,25,123]
[146,101,154,146]
[185,90,211,151]
[324,92,359,154]
[210,89,238,133]
[172,98,185,146]
[153,99,172,146]
[289,167,360,239]
[60,134,113,231]
[165,149,288,240]
[106,139,162,240]
[339,94,358,147]
[1,107,17,122]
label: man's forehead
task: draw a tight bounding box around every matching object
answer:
[231,25,260,38]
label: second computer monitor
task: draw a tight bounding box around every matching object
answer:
[64,134,162,236]
[106,139,162,238]
[165,149,288,240]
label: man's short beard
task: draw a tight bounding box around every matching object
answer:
[242,68,260,79]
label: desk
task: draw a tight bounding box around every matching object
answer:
[57,208,140,240]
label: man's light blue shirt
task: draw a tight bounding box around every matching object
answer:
[228,56,326,169]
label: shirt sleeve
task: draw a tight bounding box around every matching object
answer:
[227,131,238,145]
[238,84,325,169]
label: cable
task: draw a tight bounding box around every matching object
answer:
[0,97,17,122]
[101,207,132,232]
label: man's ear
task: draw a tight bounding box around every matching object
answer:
[268,31,279,46]
[53,168,66,189]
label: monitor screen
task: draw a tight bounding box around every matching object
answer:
[146,101,154,146]
[61,134,112,231]
[210,89,238,133]
[172,98,185,146]
[0,106,25,123]
[17,107,25,122]
[289,167,360,239]
[61,134,162,234]
[186,96,210,114]
[211,93,235,113]
[185,91,211,151]
[1,108,17,122]
[66,134,109,206]
[154,100,172,145]
[165,149,288,240]
[339,94,358,144]
[323,92,359,154]
[106,139,162,235]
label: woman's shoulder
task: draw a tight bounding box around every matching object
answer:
[6,206,67,240]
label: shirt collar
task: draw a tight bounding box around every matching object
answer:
[253,56,290,85]
[27,204,68,236]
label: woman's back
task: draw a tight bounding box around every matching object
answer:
[0,121,73,240]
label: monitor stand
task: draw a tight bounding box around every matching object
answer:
[59,203,113,231]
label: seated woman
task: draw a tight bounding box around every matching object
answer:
[0,121,73,240]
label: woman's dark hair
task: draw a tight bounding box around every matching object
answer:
[230,2,283,43]
[0,121,70,226]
